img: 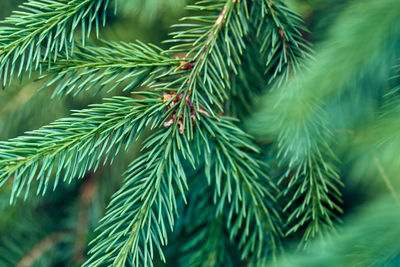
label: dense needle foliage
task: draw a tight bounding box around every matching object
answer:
[0,0,400,266]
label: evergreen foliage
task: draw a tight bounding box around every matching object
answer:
[0,0,112,86]
[0,0,400,266]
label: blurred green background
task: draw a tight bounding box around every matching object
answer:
[1,0,400,266]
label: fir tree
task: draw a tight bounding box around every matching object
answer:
[0,0,400,266]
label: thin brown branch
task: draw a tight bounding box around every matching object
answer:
[268,0,291,64]
[373,154,399,203]
[72,171,99,264]
[16,232,66,267]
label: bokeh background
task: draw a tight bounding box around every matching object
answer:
[1,0,400,266]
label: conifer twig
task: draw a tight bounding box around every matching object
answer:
[373,154,399,204]
[16,231,67,267]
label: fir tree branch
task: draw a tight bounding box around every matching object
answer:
[41,40,180,97]
[253,0,312,85]
[180,182,239,267]
[85,127,193,266]
[37,0,248,108]
[272,105,343,242]
[272,197,400,267]
[227,48,264,118]
[200,117,282,260]
[245,0,400,242]
[85,113,281,265]
[163,0,249,111]
[0,0,317,265]
[181,215,232,267]
[0,95,162,203]
[0,0,112,87]
[349,70,400,190]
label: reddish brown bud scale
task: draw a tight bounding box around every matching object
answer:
[162,91,210,134]
[178,61,196,71]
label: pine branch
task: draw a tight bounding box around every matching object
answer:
[163,0,249,111]
[85,127,193,266]
[181,212,234,266]
[0,95,162,203]
[275,105,343,242]
[0,0,316,265]
[254,0,311,84]
[348,66,400,189]
[200,117,282,261]
[179,181,240,267]
[0,0,112,87]
[86,114,281,265]
[35,0,248,108]
[246,0,400,242]
[272,197,400,267]
[41,40,180,97]
[120,0,252,139]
